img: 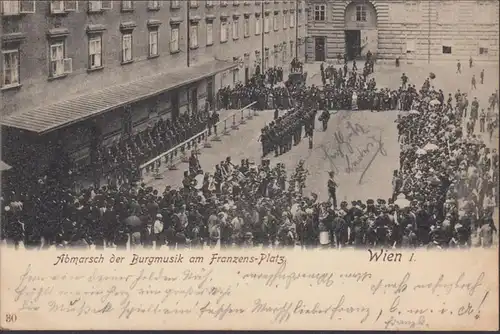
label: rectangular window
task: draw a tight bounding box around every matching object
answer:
[290,41,294,58]
[437,2,454,23]
[206,21,214,45]
[2,1,20,15]
[148,0,160,9]
[221,20,228,42]
[121,0,133,10]
[273,13,279,31]
[0,0,35,14]
[479,41,489,55]
[170,0,180,8]
[50,42,67,77]
[88,35,102,68]
[2,49,20,87]
[190,0,198,7]
[290,12,295,27]
[283,13,287,29]
[50,0,64,13]
[170,26,179,52]
[220,0,228,6]
[244,17,250,37]
[406,40,416,53]
[232,19,239,39]
[88,0,101,11]
[122,33,132,62]
[232,68,238,83]
[442,45,452,54]
[314,4,325,21]
[356,5,366,21]
[255,16,261,35]
[206,0,214,7]
[404,1,420,22]
[101,0,112,9]
[149,30,158,56]
[190,24,198,48]
[64,0,77,11]
[264,14,270,33]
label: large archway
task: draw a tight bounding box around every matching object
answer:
[344,0,378,60]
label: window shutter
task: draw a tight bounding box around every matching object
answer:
[63,58,73,73]
[20,0,36,13]
[65,0,78,11]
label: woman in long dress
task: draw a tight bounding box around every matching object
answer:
[352,91,358,111]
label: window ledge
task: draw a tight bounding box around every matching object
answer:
[1,13,23,17]
[87,66,104,73]
[244,34,249,38]
[49,11,69,16]
[121,60,134,65]
[48,74,68,81]
[233,37,239,40]
[148,54,160,59]
[147,7,161,11]
[1,83,22,92]
[88,9,104,14]
[220,40,228,44]
[121,8,134,12]
[189,45,199,50]
[170,49,180,54]
[170,6,180,10]
[206,42,213,46]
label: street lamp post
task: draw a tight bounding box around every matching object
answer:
[295,0,298,60]
[187,2,190,67]
[261,1,265,75]
[427,0,431,64]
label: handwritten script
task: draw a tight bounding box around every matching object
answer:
[1,249,498,330]
[317,113,387,184]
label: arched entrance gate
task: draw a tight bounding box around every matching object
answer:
[344,0,378,60]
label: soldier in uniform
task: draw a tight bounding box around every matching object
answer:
[479,109,486,133]
[327,172,338,209]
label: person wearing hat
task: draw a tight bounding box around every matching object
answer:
[327,171,338,209]
[153,214,165,249]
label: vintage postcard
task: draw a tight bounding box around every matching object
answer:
[0,0,498,330]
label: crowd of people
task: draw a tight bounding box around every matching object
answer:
[1,58,498,250]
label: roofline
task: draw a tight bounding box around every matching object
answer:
[2,61,238,135]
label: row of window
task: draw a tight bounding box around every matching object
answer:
[313,4,367,22]
[1,0,304,15]
[1,12,303,89]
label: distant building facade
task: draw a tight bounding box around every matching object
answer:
[306,0,499,62]
[0,0,306,175]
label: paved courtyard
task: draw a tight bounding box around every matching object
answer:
[146,60,498,201]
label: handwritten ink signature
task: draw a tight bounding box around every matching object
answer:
[318,119,387,183]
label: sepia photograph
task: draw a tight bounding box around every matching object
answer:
[1,0,499,331]
[0,0,498,252]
